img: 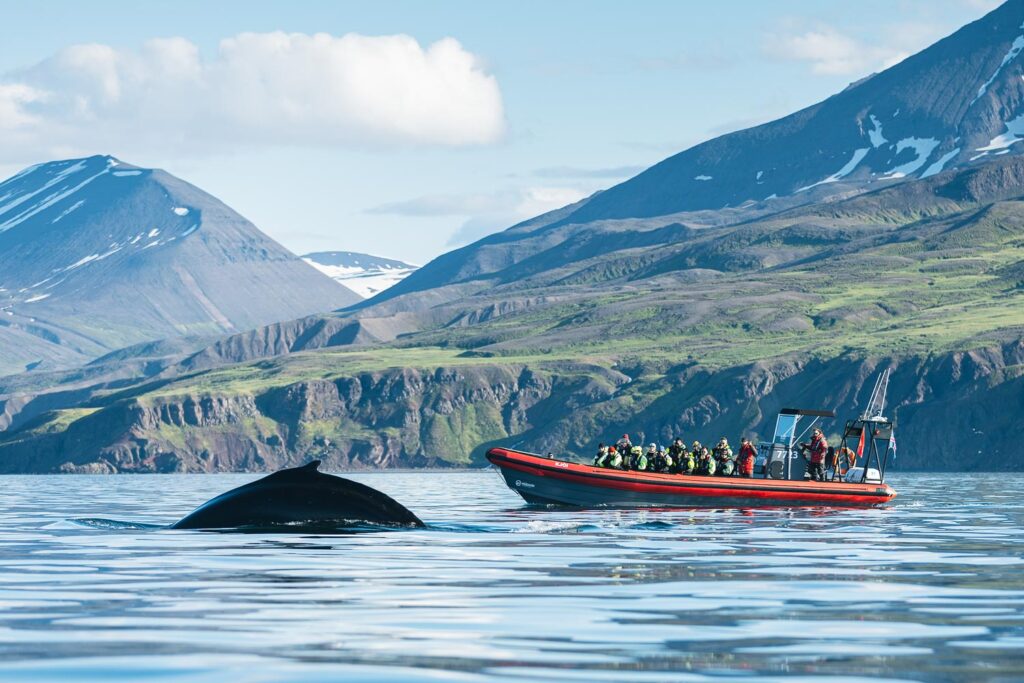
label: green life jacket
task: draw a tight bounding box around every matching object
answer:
[636,453,648,471]
[705,458,717,476]
[608,452,623,468]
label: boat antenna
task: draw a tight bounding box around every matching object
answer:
[861,369,890,421]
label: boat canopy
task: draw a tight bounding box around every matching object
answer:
[779,408,836,417]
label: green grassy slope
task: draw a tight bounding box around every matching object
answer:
[3,162,1024,472]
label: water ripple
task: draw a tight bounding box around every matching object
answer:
[0,472,1021,681]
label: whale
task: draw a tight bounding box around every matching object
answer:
[171,460,424,530]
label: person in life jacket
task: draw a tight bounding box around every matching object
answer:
[713,438,734,476]
[594,443,609,467]
[651,444,673,473]
[691,441,703,463]
[607,445,623,469]
[667,440,684,473]
[738,437,757,478]
[682,448,697,475]
[832,445,857,476]
[803,428,828,481]
[698,447,716,476]
[616,434,632,457]
[630,445,648,471]
[646,443,661,471]
[668,438,685,470]
[661,446,674,473]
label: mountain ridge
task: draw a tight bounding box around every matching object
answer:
[374,0,1024,304]
[3,4,1024,471]
[0,155,359,375]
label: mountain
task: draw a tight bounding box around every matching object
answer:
[0,156,359,376]
[3,3,1024,472]
[378,0,1024,302]
[302,251,418,299]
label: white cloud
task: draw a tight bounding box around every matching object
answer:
[368,185,590,246]
[763,22,949,76]
[0,83,46,128]
[961,0,1000,10]
[368,191,511,217]
[369,186,587,218]
[515,186,588,218]
[531,164,646,179]
[0,32,505,160]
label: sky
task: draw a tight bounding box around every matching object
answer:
[0,0,1002,264]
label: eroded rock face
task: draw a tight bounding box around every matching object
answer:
[0,363,626,473]
[1,340,1022,473]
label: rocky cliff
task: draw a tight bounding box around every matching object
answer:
[2,340,1020,473]
[0,362,628,473]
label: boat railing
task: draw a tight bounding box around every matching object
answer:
[837,417,895,484]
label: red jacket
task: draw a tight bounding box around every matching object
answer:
[809,435,828,464]
[739,443,756,474]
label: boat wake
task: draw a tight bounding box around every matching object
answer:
[60,515,677,536]
[62,518,419,534]
[63,518,164,531]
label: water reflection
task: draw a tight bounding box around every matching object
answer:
[0,472,1021,681]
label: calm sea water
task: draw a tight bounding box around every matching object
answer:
[0,471,1021,682]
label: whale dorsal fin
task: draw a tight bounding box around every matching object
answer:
[259,460,323,483]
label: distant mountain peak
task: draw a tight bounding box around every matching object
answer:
[371,0,1024,305]
[0,156,358,375]
[555,0,1024,224]
[302,251,418,299]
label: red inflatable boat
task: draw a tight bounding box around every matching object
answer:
[486,447,897,508]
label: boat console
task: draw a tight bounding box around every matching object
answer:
[755,408,835,480]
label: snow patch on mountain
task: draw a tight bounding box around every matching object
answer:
[976,113,1024,151]
[302,251,419,299]
[921,148,961,178]
[798,148,870,191]
[52,199,85,224]
[64,253,101,271]
[972,34,1024,105]
[0,161,110,234]
[884,137,941,178]
[868,115,887,147]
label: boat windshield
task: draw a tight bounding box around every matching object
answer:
[772,413,798,446]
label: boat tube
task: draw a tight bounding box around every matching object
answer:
[486,447,897,508]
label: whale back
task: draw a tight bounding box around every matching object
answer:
[171,460,424,530]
